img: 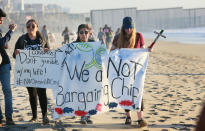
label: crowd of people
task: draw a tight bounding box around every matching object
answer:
[1,7,204,129]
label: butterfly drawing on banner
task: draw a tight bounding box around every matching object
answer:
[76,43,106,70]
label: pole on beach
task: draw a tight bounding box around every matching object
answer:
[148,29,166,49]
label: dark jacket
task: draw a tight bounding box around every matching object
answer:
[13,33,49,58]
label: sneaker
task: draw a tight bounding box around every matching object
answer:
[86,117,93,124]
[29,117,37,122]
[42,116,49,125]
[138,119,147,128]
[0,119,3,127]
[80,116,87,124]
[125,117,132,125]
[6,118,15,125]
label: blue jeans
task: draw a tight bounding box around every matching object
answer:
[0,64,13,119]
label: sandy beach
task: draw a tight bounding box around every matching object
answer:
[0,33,205,131]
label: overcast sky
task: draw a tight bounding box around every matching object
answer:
[24,0,205,13]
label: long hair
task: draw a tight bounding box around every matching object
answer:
[75,24,90,42]
[117,27,136,48]
[26,19,47,48]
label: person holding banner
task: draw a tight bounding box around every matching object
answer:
[111,16,148,128]
[74,24,94,124]
[13,19,50,125]
[0,8,17,126]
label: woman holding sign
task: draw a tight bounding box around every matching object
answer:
[74,24,94,124]
[13,19,50,125]
[111,16,150,128]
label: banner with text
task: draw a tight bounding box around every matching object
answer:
[14,49,63,88]
[14,42,149,119]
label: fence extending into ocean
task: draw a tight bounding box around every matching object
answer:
[1,7,205,44]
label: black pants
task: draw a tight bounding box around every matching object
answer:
[125,99,144,112]
[27,87,48,118]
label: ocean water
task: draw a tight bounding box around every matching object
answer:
[143,27,205,44]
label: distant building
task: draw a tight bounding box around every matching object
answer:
[1,0,10,8]
[11,0,24,11]
[62,8,70,14]
[45,4,62,13]
[23,3,63,13]
[0,0,11,11]
[24,4,45,13]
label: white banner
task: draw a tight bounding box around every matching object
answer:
[101,49,149,111]
[14,42,149,119]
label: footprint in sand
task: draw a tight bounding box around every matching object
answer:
[72,129,83,131]
[161,129,169,131]
[149,109,155,112]
[144,116,150,119]
[17,95,24,97]
[196,97,201,100]
[160,116,170,119]
[13,110,19,113]
[18,118,24,121]
[109,110,117,112]
[27,112,33,116]
[158,119,166,122]
[25,106,30,110]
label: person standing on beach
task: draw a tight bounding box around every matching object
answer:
[97,27,106,44]
[87,24,96,41]
[0,8,17,126]
[62,27,70,44]
[13,19,50,125]
[106,27,114,50]
[115,28,121,36]
[74,24,95,125]
[103,24,110,45]
[41,25,49,45]
[111,16,150,128]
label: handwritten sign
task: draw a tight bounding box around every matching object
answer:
[101,49,149,111]
[14,50,63,88]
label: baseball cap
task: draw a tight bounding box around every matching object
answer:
[123,16,134,29]
[0,8,6,17]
